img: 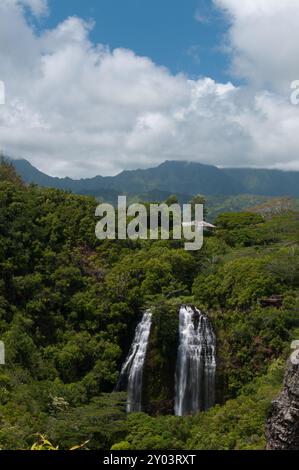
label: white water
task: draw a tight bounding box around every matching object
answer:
[117,311,152,412]
[174,306,216,416]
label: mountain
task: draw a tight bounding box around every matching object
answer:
[8,157,299,199]
[110,161,243,195]
[223,168,299,197]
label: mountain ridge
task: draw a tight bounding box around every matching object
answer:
[6,157,299,199]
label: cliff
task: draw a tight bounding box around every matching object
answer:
[266,342,299,450]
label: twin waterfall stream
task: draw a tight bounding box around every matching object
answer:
[117,306,216,416]
[175,306,216,416]
[116,311,153,412]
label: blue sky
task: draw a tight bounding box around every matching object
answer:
[40,0,231,82]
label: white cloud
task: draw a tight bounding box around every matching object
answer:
[214,0,299,93]
[18,0,48,16]
[1,0,49,17]
[0,0,299,177]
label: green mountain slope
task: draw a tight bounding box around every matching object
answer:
[8,157,299,198]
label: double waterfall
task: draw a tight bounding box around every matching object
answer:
[117,306,216,416]
[174,306,216,416]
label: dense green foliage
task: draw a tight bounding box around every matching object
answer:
[0,161,298,449]
[112,359,285,450]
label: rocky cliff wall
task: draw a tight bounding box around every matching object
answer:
[266,342,299,450]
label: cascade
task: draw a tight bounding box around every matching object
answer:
[116,311,152,412]
[174,306,216,416]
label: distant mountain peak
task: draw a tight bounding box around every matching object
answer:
[6,156,299,199]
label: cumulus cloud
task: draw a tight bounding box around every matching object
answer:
[4,0,48,17]
[214,0,299,93]
[0,0,298,177]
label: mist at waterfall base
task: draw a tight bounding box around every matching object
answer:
[174,306,216,417]
[116,306,216,416]
[116,311,152,412]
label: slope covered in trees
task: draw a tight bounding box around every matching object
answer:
[0,160,298,449]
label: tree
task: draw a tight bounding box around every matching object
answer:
[165,195,179,206]
[189,194,207,219]
[0,157,24,187]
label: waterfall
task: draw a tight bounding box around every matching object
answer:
[174,306,216,416]
[116,311,152,412]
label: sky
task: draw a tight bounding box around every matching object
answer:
[0,0,299,177]
[42,0,230,81]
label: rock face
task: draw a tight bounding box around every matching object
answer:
[266,347,299,450]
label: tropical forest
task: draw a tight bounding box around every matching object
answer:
[0,159,298,451]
